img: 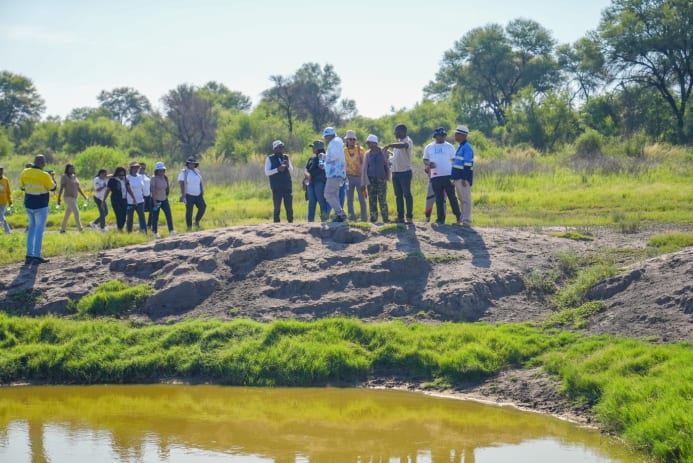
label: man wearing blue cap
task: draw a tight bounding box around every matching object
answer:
[423,127,462,225]
[322,127,347,222]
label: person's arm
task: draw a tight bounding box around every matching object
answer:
[126,181,136,203]
[78,182,88,201]
[384,140,409,150]
[102,184,111,207]
[361,153,369,187]
[423,147,435,169]
[287,157,294,174]
[6,179,11,206]
[265,156,280,176]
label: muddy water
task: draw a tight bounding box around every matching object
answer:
[0,385,644,463]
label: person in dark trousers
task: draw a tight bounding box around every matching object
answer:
[423,127,462,225]
[103,166,132,232]
[383,124,414,223]
[178,157,206,231]
[264,140,294,223]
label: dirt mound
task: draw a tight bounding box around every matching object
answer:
[0,223,691,342]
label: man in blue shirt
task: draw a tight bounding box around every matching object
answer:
[451,125,474,227]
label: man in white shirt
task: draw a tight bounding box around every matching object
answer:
[178,156,206,231]
[383,124,414,223]
[126,162,147,233]
[139,162,153,229]
[322,127,347,222]
[423,127,462,225]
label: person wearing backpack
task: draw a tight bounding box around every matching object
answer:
[178,157,206,231]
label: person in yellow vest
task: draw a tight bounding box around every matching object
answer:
[0,164,12,234]
[19,155,57,264]
[343,130,368,221]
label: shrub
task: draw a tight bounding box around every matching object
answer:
[0,129,13,157]
[647,232,693,254]
[74,281,153,317]
[74,146,129,179]
[574,129,604,159]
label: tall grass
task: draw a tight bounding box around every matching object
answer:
[0,315,691,462]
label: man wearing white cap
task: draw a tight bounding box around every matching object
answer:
[264,140,294,223]
[361,134,391,223]
[322,127,347,222]
[451,125,474,226]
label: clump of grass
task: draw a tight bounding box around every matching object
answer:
[542,301,606,329]
[647,232,693,254]
[522,270,558,293]
[553,263,618,309]
[348,222,372,231]
[379,223,406,234]
[548,231,594,241]
[426,254,464,263]
[555,251,580,277]
[73,281,154,318]
[612,211,641,234]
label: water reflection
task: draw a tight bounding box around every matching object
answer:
[0,385,642,463]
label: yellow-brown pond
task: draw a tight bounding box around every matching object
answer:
[0,385,645,462]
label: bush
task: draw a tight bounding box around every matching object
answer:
[62,118,122,154]
[74,281,153,317]
[574,129,604,159]
[74,146,129,179]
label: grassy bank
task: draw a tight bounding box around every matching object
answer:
[0,315,690,462]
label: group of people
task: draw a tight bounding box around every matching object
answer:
[1,155,207,265]
[265,124,474,226]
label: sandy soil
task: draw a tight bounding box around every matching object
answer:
[0,222,690,423]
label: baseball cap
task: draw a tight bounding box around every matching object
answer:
[366,134,379,143]
[272,140,284,150]
[322,127,336,138]
[309,140,325,150]
[455,125,470,135]
[185,156,198,165]
[433,127,447,137]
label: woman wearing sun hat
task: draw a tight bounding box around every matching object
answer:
[150,161,175,238]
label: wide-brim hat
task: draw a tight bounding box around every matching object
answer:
[185,157,199,165]
[154,162,166,170]
[128,161,140,168]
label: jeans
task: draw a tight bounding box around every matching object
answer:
[307,181,329,222]
[272,186,293,223]
[185,194,206,228]
[347,176,367,221]
[26,206,49,258]
[144,195,153,228]
[126,202,147,232]
[324,178,346,217]
[0,205,10,234]
[431,176,461,224]
[111,196,127,231]
[151,199,174,234]
[93,197,108,229]
[392,170,413,219]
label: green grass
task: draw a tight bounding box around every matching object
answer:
[548,231,594,241]
[0,315,691,462]
[542,301,606,329]
[647,232,693,254]
[71,281,154,318]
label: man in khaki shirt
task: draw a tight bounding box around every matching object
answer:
[383,124,414,223]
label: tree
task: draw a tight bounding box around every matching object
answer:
[199,81,252,112]
[262,75,300,134]
[61,119,122,154]
[293,63,343,132]
[599,0,693,142]
[425,19,560,125]
[67,106,112,121]
[97,87,152,127]
[162,84,216,159]
[557,34,609,101]
[0,71,45,128]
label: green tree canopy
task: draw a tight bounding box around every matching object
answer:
[97,87,152,127]
[199,81,252,112]
[0,71,45,128]
[599,0,693,142]
[425,19,560,126]
[162,84,216,159]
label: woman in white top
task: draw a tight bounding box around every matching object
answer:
[90,169,109,231]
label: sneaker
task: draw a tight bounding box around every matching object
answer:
[425,216,431,223]
[405,218,414,224]
[24,256,33,265]
[33,256,50,264]
[194,222,201,230]
[90,223,98,230]
[59,230,66,234]
[394,217,405,223]
[154,232,161,238]
[169,230,176,236]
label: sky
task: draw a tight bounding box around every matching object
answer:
[1,0,613,120]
